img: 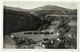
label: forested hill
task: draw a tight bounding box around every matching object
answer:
[4,6,48,35]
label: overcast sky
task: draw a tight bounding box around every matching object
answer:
[4,1,77,9]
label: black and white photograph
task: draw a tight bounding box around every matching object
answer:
[3,1,77,49]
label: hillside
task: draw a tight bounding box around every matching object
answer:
[31,5,77,19]
[34,5,71,11]
[4,6,49,35]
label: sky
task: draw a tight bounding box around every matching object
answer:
[3,1,77,9]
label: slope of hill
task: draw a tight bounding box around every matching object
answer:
[4,6,49,35]
[4,6,32,12]
[34,5,71,11]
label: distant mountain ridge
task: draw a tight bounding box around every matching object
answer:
[34,5,74,11]
[31,5,77,17]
